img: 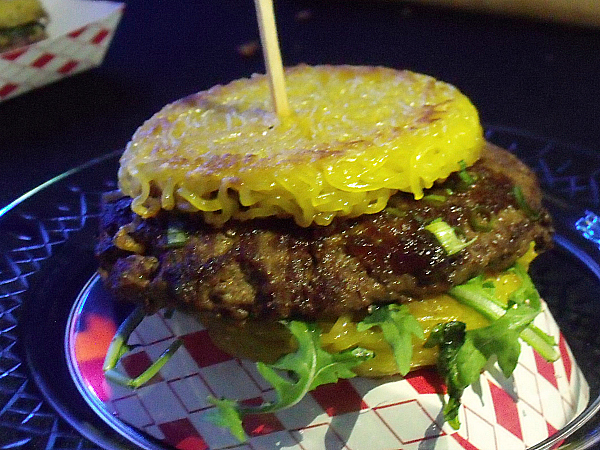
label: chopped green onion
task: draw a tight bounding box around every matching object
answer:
[166,226,189,248]
[513,186,541,220]
[423,194,447,205]
[385,207,407,218]
[458,160,475,185]
[468,206,494,232]
[425,219,476,255]
[103,307,183,389]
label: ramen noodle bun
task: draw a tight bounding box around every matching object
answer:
[118,64,484,226]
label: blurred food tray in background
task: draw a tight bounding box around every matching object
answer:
[0,0,123,102]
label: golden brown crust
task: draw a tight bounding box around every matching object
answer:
[119,64,484,226]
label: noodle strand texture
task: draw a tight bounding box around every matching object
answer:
[119,65,484,226]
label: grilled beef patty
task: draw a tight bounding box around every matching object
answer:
[96,143,553,321]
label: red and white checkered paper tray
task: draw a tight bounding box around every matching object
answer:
[0,0,123,101]
[68,275,589,450]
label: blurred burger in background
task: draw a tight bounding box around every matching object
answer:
[0,0,47,52]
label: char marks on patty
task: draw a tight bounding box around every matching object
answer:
[96,143,553,321]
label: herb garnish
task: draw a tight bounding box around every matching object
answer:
[425,218,476,255]
[206,321,373,441]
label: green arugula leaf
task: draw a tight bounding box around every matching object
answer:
[428,262,556,428]
[254,321,372,413]
[204,262,557,439]
[449,264,558,361]
[467,301,538,377]
[207,320,373,441]
[425,321,471,429]
[205,397,246,442]
[356,304,425,376]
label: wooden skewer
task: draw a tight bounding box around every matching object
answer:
[254,0,290,117]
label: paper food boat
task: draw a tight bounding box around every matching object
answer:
[67,275,589,450]
[0,0,124,102]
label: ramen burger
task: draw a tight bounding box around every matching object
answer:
[96,65,556,437]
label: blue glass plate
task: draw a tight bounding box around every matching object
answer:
[1,127,600,449]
